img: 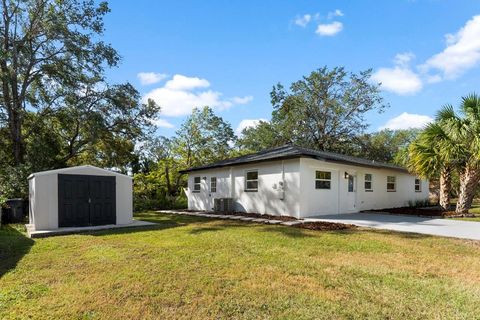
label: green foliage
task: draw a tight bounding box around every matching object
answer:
[0,0,159,198]
[355,129,420,164]
[174,106,236,167]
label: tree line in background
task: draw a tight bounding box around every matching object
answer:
[1,0,478,214]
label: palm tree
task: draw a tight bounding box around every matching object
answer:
[453,94,480,214]
[407,122,454,210]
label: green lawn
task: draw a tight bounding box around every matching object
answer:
[451,203,480,222]
[1,212,480,319]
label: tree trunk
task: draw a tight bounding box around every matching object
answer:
[456,164,480,214]
[9,105,24,165]
[439,167,451,211]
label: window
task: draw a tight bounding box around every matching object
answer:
[210,177,217,193]
[387,176,396,192]
[193,177,201,192]
[315,171,331,189]
[245,170,258,191]
[364,174,373,191]
[348,175,355,192]
[415,178,421,192]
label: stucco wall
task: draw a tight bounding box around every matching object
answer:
[185,157,429,218]
[186,159,301,217]
[29,166,133,230]
[299,158,430,217]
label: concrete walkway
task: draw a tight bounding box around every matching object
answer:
[306,212,480,241]
[26,220,156,238]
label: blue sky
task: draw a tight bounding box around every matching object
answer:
[103,0,480,137]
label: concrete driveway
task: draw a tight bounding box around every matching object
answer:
[306,212,480,241]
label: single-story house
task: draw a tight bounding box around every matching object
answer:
[180,145,429,218]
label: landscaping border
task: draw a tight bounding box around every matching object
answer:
[157,210,355,231]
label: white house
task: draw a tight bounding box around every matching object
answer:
[180,145,429,219]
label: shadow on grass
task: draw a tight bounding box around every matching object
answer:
[0,225,34,278]
[89,211,442,241]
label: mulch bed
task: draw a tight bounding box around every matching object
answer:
[297,222,356,231]
[208,211,298,221]
[368,207,478,218]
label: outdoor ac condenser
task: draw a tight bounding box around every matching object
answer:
[214,198,233,213]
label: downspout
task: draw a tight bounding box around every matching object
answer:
[281,160,285,216]
[229,167,234,199]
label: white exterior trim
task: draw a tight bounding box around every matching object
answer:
[27,165,132,180]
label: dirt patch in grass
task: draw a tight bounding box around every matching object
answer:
[209,211,298,221]
[297,221,356,231]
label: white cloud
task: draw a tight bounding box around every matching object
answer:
[295,14,312,27]
[372,52,423,95]
[372,67,423,95]
[327,9,344,19]
[379,112,433,130]
[151,118,174,128]
[164,74,210,90]
[394,52,415,67]
[230,96,253,104]
[137,72,168,85]
[421,15,480,79]
[316,21,343,36]
[236,119,267,135]
[143,74,253,117]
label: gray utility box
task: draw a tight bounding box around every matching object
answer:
[214,198,234,213]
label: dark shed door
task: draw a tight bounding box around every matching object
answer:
[58,174,116,227]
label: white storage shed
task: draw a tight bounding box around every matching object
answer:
[28,165,134,232]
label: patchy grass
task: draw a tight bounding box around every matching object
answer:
[1,212,480,319]
[450,203,480,222]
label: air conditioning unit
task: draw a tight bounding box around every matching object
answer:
[214,198,234,213]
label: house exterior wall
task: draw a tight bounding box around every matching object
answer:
[186,159,301,217]
[299,158,430,217]
[29,166,133,230]
[185,157,429,218]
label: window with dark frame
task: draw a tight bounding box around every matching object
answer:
[245,170,258,191]
[415,178,421,192]
[387,176,396,192]
[315,171,331,189]
[211,177,217,193]
[193,176,201,192]
[364,174,373,191]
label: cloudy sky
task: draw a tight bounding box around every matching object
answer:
[103,0,480,136]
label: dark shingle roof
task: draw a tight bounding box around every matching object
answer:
[179,145,408,173]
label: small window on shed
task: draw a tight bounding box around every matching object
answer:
[315,171,331,189]
[193,177,201,192]
[364,174,373,191]
[211,177,217,193]
[387,176,396,192]
[415,178,421,192]
[245,170,258,192]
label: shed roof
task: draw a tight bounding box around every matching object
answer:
[28,165,132,179]
[179,145,408,173]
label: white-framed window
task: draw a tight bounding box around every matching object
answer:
[364,174,373,191]
[193,176,201,193]
[210,177,217,193]
[245,170,258,192]
[415,178,421,192]
[315,171,331,189]
[387,176,396,192]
